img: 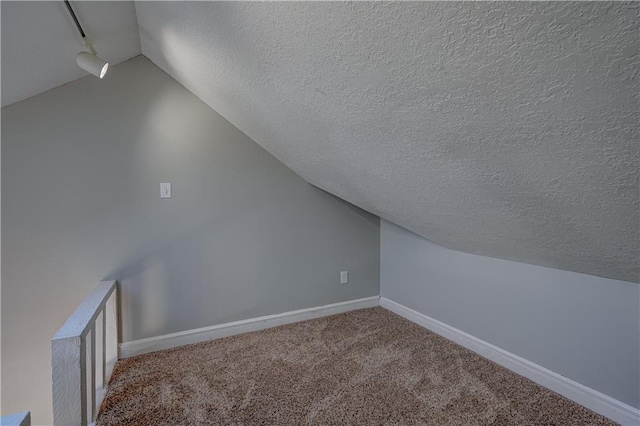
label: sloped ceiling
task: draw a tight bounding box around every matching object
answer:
[136,1,638,283]
[1,2,637,282]
[1,1,140,107]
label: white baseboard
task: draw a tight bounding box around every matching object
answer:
[120,296,380,358]
[380,297,640,426]
[119,295,638,425]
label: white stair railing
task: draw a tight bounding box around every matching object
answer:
[0,411,31,426]
[51,281,118,426]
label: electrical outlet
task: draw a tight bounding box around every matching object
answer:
[340,271,348,284]
[160,182,171,199]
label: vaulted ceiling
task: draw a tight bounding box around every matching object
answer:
[3,2,638,282]
[1,1,140,107]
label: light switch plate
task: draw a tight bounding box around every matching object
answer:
[160,183,171,199]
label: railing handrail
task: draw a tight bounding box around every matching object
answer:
[52,281,117,340]
[0,411,31,426]
[52,280,118,426]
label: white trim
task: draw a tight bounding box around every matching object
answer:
[120,296,380,358]
[53,280,116,340]
[0,411,31,426]
[51,281,118,426]
[118,294,638,425]
[380,297,640,426]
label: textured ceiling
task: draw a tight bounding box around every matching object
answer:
[2,2,637,282]
[136,1,639,282]
[1,1,140,107]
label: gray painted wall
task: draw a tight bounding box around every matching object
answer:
[1,56,380,424]
[137,2,639,283]
[380,219,640,409]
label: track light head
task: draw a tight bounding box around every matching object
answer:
[76,52,109,79]
[64,1,109,79]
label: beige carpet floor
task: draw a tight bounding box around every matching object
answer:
[97,307,616,425]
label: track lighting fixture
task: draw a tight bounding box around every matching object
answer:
[64,0,109,79]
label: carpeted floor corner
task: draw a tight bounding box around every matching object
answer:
[97,307,617,425]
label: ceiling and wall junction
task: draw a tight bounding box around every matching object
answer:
[3,1,638,282]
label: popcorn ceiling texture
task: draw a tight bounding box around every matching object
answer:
[136,2,640,282]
